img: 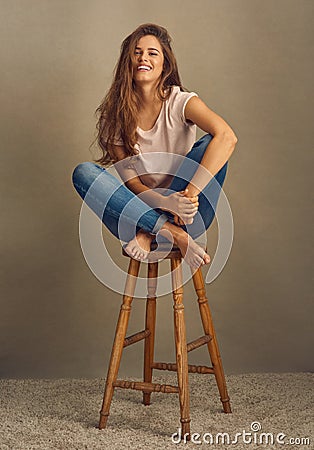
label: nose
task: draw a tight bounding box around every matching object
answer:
[138,52,148,62]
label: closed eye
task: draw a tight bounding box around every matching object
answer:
[134,51,158,56]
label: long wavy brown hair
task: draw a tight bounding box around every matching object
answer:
[94,23,184,166]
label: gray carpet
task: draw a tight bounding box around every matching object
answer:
[0,373,313,449]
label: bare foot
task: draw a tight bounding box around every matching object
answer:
[157,223,210,270]
[124,230,154,261]
[178,234,211,269]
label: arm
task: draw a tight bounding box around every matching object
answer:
[184,96,238,197]
[113,144,198,223]
[113,145,166,209]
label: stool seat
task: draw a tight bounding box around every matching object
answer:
[122,243,183,260]
[98,246,231,441]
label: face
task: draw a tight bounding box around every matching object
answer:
[132,35,164,86]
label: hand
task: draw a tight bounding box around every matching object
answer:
[162,188,199,225]
[174,214,184,226]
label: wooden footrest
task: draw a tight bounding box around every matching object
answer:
[123,329,150,347]
[152,362,215,374]
[187,334,212,352]
[113,379,179,393]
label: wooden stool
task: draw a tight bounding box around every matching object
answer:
[98,246,231,440]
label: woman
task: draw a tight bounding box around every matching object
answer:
[72,23,237,270]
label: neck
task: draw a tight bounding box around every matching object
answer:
[135,83,161,108]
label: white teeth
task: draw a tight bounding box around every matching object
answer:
[137,65,151,71]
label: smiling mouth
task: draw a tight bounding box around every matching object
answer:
[137,65,152,71]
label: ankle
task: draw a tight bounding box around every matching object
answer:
[160,223,188,246]
[137,230,153,239]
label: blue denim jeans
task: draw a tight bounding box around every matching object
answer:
[72,134,228,242]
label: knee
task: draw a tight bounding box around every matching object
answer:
[189,133,214,160]
[72,162,102,187]
[198,133,214,148]
[215,161,228,186]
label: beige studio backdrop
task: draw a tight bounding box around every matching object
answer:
[1,0,313,378]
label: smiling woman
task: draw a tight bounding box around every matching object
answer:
[133,36,164,81]
[72,23,237,268]
[133,36,165,131]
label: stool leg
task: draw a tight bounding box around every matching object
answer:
[192,268,231,413]
[143,262,158,405]
[99,258,140,429]
[171,258,191,441]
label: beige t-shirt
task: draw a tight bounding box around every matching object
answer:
[115,86,198,189]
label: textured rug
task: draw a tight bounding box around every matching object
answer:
[0,373,313,450]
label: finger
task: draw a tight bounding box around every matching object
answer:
[174,213,186,226]
[181,196,199,205]
[187,197,199,204]
[177,194,198,208]
[182,190,198,200]
[182,216,194,224]
[180,199,199,209]
[180,207,198,215]
[181,209,198,217]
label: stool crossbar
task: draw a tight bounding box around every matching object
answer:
[98,246,231,440]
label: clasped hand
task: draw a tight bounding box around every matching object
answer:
[162,188,199,225]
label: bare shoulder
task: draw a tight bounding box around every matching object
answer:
[184,96,237,138]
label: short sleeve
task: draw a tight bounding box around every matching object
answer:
[181,92,198,125]
[169,86,198,126]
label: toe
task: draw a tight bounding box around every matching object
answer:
[204,254,211,264]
